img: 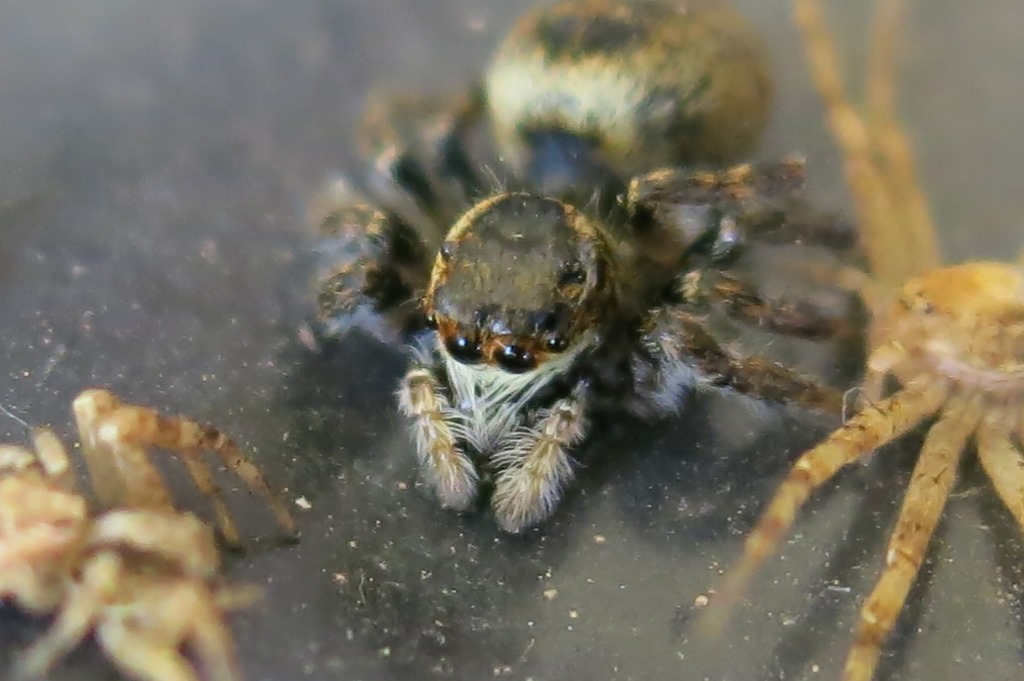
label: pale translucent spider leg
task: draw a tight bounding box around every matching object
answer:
[0,444,37,471]
[491,396,585,534]
[865,0,936,259]
[186,595,242,681]
[844,397,980,681]
[975,412,1024,531]
[89,510,220,579]
[646,308,845,412]
[15,552,121,680]
[98,637,200,681]
[397,366,478,510]
[702,380,948,635]
[93,404,296,538]
[859,340,906,406]
[73,389,167,510]
[793,0,940,285]
[29,429,75,491]
[96,583,236,681]
[174,451,243,546]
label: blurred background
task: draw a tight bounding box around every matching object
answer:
[1,0,1023,679]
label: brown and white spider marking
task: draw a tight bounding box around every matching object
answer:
[703,0,1024,679]
[0,389,295,681]
[314,0,864,533]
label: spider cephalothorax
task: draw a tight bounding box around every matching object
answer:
[424,192,618,374]
[315,0,861,532]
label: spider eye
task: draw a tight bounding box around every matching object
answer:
[558,266,587,288]
[545,335,569,353]
[439,242,455,262]
[424,313,438,329]
[445,335,483,364]
[496,344,537,373]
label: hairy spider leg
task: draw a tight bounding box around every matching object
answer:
[397,365,478,510]
[702,379,948,635]
[642,308,846,413]
[843,396,979,681]
[794,0,939,287]
[491,395,586,533]
[316,194,431,341]
[679,268,851,341]
[976,413,1024,534]
[360,87,489,236]
[628,159,862,343]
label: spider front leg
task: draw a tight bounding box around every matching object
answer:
[639,306,843,413]
[490,392,587,534]
[396,361,478,511]
[315,195,432,342]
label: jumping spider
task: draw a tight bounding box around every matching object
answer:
[315,0,864,533]
[1,389,294,681]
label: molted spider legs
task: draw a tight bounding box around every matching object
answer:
[94,580,238,681]
[491,396,585,533]
[844,398,977,681]
[72,389,296,546]
[315,192,431,342]
[642,308,844,412]
[397,367,478,511]
[976,412,1024,534]
[702,381,947,635]
[16,552,121,680]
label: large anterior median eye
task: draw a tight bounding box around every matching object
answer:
[495,343,537,373]
[445,335,483,364]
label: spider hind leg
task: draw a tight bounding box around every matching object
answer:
[314,89,491,342]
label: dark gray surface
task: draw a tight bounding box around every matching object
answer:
[2,1,1024,680]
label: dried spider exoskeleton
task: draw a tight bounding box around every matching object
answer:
[314,0,864,533]
[72,388,296,546]
[0,390,294,681]
[703,1,1024,679]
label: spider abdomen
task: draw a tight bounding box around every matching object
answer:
[485,0,774,182]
